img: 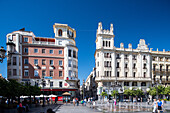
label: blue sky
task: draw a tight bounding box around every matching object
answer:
[0,0,170,84]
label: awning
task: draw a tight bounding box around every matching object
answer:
[41,88,77,91]
[62,92,71,96]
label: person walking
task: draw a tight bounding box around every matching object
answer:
[157,99,163,113]
[73,98,76,106]
[84,98,87,106]
[151,99,157,113]
[76,98,79,106]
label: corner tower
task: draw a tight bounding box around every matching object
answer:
[96,22,115,50]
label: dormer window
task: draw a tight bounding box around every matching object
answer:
[58,29,62,36]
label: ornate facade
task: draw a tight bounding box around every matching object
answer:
[94,22,170,98]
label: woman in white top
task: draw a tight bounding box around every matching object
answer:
[151,99,157,113]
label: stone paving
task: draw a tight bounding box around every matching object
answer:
[55,104,100,113]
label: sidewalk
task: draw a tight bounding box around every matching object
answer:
[55,104,100,113]
[27,104,60,113]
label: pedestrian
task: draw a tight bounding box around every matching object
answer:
[17,103,23,113]
[93,101,96,109]
[151,99,157,113]
[65,97,68,105]
[73,98,76,106]
[147,98,150,105]
[84,98,87,106]
[157,99,163,113]
[76,98,79,106]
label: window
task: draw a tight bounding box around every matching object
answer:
[108,41,110,47]
[125,55,128,59]
[34,59,38,65]
[13,69,17,76]
[69,70,72,77]
[42,70,46,77]
[143,55,146,60]
[59,71,62,77]
[42,59,46,65]
[42,49,45,53]
[132,82,137,86]
[8,69,11,76]
[58,41,62,45]
[143,64,146,69]
[68,49,72,57]
[141,82,146,86]
[116,54,120,59]
[144,72,146,78]
[49,50,53,54]
[124,82,129,86]
[13,57,16,65]
[125,64,128,68]
[97,62,99,67]
[97,53,99,57]
[103,41,105,47]
[24,58,29,64]
[34,49,38,53]
[24,70,29,76]
[98,71,99,77]
[117,72,119,77]
[125,72,128,77]
[50,71,53,76]
[50,60,53,65]
[68,60,72,67]
[59,50,62,54]
[133,64,136,69]
[160,65,162,71]
[24,37,28,42]
[58,29,62,36]
[117,62,119,68]
[50,82,53,87]
[24,48,28,53]
[59,82,62,87]
[153,65,156,71]
[73,50,76,58]
[34,70,39,77]
[59,60,63,66]
[106,41,108,47]
[133,72,136,78]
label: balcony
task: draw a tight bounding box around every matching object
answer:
[143,59,147,63]
[133,68,137,72]
[33,41,55,45]
[124,58,129,62]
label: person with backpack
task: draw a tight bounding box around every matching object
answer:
[157,99,163,113]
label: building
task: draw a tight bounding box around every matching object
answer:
[6,23,79,98]
[84,68,97,100]
[94,22,170,99]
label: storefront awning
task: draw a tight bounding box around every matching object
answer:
[62,92,71,96]
[40,88,77,91]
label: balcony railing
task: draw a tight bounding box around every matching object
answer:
[33,41,55,45]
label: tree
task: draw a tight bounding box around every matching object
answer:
[101,92,108,101]
[111,90,118,98]
[164,86,170,95]
[135,89,144,97]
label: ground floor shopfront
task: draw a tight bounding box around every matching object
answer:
[40,88,80,102]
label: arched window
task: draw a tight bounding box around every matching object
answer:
[58,29,62,36]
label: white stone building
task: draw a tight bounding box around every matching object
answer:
[94,22,170,99]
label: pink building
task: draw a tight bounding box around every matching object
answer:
[6,23,79,98]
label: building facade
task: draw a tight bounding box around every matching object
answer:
[84,68,97,100]
[6,23,79,97]
[94,22,170,99]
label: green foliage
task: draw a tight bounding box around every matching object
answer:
[0,79,41,97]
[101,91,108,97]
[111,90,118,97]
[164,86,170,95]
[135,89,144,97]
